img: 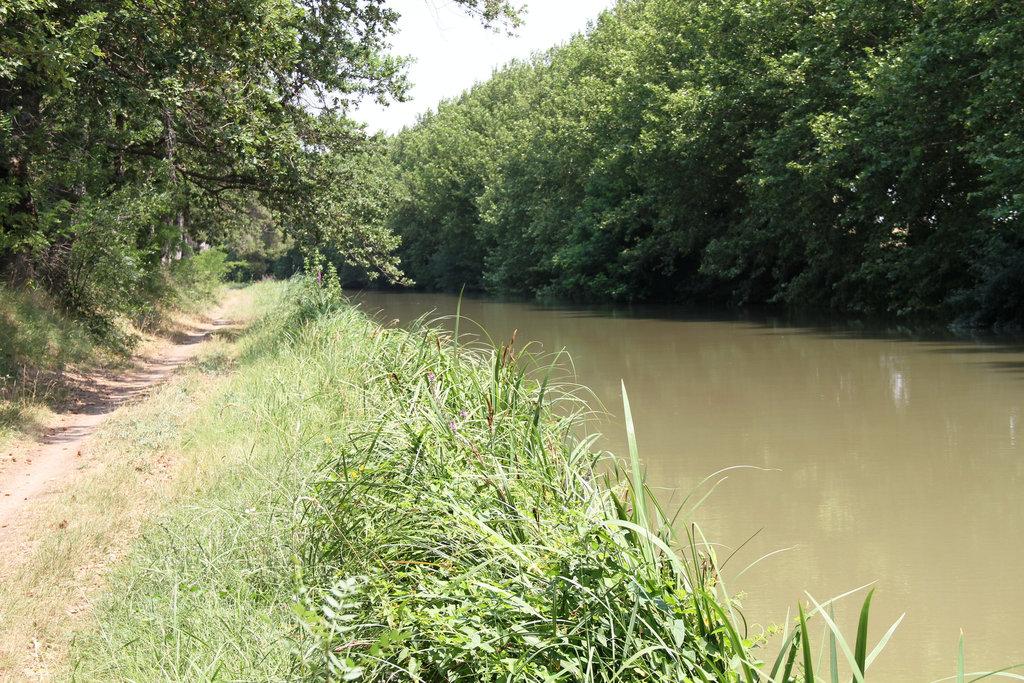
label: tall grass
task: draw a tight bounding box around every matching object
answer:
[0,286,98,389]
[70,277,1023,682]
[286,286,915,682]
[0,253,242,447]
[0,285,101,444]
[68,280,309,681]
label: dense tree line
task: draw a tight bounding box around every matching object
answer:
[1,0,518,324]
[387,0,1024,327]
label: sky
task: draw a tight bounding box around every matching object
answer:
[352,0,617,134]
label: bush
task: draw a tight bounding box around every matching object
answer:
[166,248,241,309]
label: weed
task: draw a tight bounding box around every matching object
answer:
[68,280,1024,682]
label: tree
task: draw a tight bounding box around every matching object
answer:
[381,0,1024,326]
[1,0,521,315]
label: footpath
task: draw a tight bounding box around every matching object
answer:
[0,295,239,681]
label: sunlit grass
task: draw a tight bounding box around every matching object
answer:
[0,267,273,450]
[0,286,101,447]
[0,349,224,677]
[67,277,1024,682]
[0,283,286,680]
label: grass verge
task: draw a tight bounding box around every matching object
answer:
[66,277,1021,682]
[0,253,240,449]
[0,286,104,445]
[0,281,285,681]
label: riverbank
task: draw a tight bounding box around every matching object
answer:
[62,276,921,682]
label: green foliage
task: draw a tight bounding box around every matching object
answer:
[286,143,409,287]
[385,0,1024,327]
[1,0,515,325]
[295,249,345,321]
[166,248,240,309]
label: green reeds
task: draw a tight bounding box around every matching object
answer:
[291,289,885,681]
[71,277,1024,682]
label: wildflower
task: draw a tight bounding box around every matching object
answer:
[459,410,467,418]
[427,371,436,383]
[449,421,459,433]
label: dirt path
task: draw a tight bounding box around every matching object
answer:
[0,307,233,554]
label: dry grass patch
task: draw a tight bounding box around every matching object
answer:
[0,367,225,680]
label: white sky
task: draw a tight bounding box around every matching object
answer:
[353,0,616,134]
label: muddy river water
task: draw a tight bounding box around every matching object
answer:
[353,289,1024,680]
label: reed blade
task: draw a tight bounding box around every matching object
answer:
[621,381,649,534]
[852,588,874,681]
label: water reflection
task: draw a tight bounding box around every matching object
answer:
[350,289,1024,681]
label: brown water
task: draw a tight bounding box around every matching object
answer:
[353,289,1024,681]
